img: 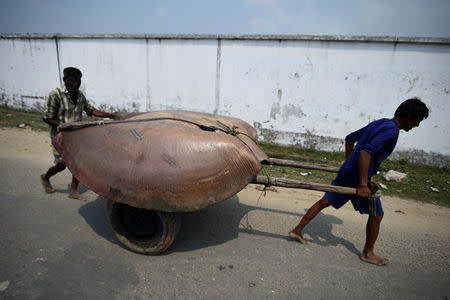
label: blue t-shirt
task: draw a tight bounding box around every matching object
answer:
[335,119,399,187]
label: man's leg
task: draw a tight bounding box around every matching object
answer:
[68,176,86,201]
[289,198,332,244]
[360,215,389,266]
[40,162,66,193]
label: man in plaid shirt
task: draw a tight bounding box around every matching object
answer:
[40,67,121,200]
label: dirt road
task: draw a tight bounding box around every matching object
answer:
[0,127,449,299]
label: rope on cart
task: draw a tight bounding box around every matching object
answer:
[239,167,271,230]
[58,117,218,132]
[57,116,261,157]
[58,117,258,142]
[213,120,259,152]
[258,168,272,197]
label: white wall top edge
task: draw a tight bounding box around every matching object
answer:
[1,34,449,44]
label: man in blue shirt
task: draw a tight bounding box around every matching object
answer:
[289,98,429,266]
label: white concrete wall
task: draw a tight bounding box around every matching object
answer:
[0,35,449,167]
[58,39,148,112]
[0,38,59,110]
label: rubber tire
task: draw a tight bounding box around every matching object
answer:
[106,199,181,255]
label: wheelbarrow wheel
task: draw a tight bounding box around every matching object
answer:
[106,199,181,255]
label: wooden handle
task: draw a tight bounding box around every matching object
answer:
[264,158,340,173]
[253,175,356,195]
[253,175,382,197]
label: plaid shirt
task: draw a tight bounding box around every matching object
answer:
[44,86,96,139]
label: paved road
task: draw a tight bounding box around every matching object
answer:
[0,129,449,299]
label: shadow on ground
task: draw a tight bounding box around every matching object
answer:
[301,208,360,256]
[78,195,358,256]
[78,196,118,245]
[49,183,90,199]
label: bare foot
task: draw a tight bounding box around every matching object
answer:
[68,191,87,201]
[360,253,390,266]
[288,231,311,245]
[40,174,55,193]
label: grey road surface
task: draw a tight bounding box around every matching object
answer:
[0,129,449,299]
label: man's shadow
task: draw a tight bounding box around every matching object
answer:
[78,195,359,256]
[52,183,90,196]
[299,208,360,256]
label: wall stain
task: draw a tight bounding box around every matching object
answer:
[277,89,282,101]
[270,89,283,120]
[213,39,222,114]
[270,103,280,120]
[407,76,419,93]
[390,150,450,169]
[129,101,140,112]
[256,125,342,151]
[281,104,306,123]
[255,125,450,168]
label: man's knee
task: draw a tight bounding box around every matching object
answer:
[55,162,66,171]
[318,198,332,209]
[369,215,383,224]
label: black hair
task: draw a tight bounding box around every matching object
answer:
[63,67,82,78]
[394,97,429,121]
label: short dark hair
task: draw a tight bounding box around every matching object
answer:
[63,67,82,78]
[394,98,429,121]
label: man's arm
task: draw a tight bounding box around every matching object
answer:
[357,150,372,198]
[345,141,354,159]
[92,110,129,120]
[92,109,116,119]
[83,96,123,120]
[344,124,368,159]
[43,118,61,127]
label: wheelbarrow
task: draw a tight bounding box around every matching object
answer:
[54,110,378,255]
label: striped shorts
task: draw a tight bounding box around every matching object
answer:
[323,181,384,217]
